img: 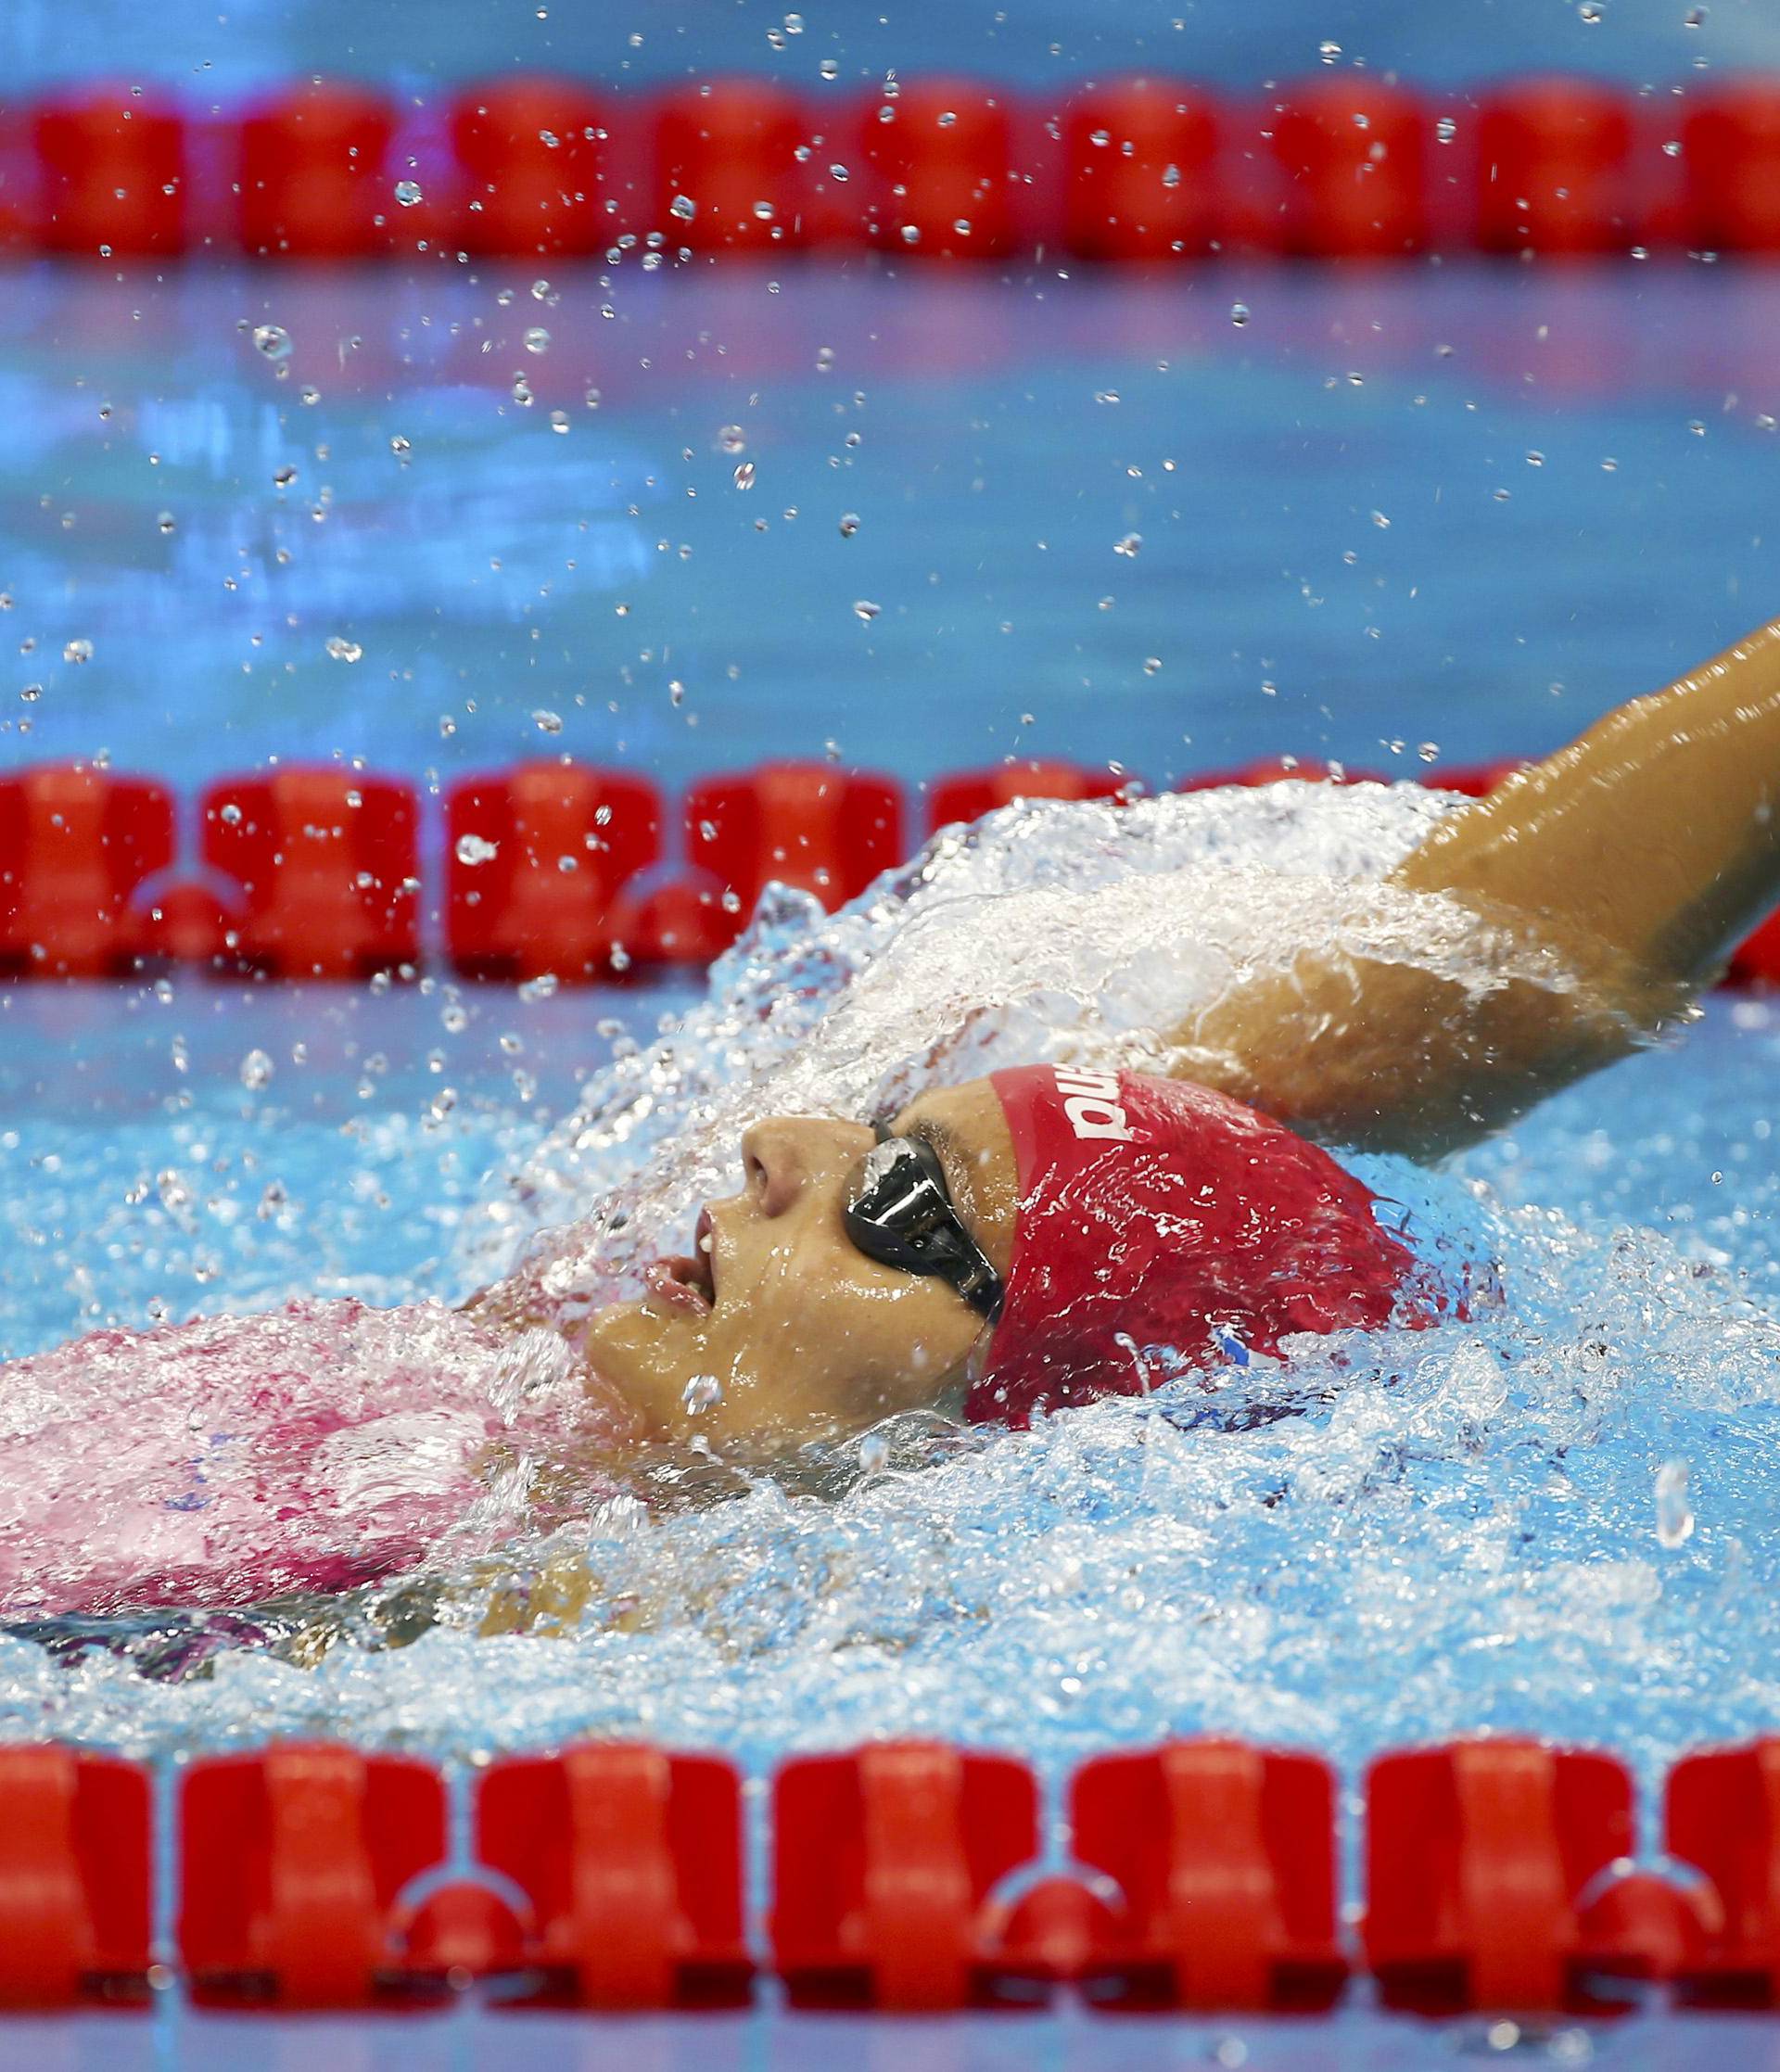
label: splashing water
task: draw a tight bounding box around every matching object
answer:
[0,782,1776,1797]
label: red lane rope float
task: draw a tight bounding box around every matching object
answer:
[0,1747,151,2009]
[858,80,1017,260]
[770,1740,1039,2010]
[202,769,420,979]
[1062,79,1221,261]
[3,755,1779,986]
[1269,79,1430,259]
[446,763,662,982]
[1683,83,1780,255]
[616,759,904,968]
[179,1744,449,2007]
[11,72,1780,261]
[1473,77,1638,258]
[452,77,609,259]
[237,82,400,260]
[32,86,188,260]
[655,80,810,255]
[927,758,1131,833]
[476,1743,751,2008]
[0,763,176,978]
[1362,1737,1640,2015]
[1664,1737,1780,2003]
[1067,1738,1346,2011]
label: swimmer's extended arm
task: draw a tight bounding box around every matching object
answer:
[1168,616,1780,1158]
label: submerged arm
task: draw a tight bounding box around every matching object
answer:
[1168,616,1780,1159]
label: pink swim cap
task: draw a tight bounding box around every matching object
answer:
[966,1065,1423,1426]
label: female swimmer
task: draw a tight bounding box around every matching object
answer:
[6,614,1780,1618]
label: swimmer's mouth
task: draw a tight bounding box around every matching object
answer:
[644,1206,719,1316]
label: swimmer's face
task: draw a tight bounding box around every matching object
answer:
[578,1078,1020,1455]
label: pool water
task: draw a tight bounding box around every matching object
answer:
[3,261,1780,1897]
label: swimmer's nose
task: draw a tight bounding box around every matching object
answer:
[741,1116,860,1218]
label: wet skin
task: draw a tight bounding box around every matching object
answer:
[578,1078,1021,1456]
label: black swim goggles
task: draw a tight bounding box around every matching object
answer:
[842,1123,1004,1323]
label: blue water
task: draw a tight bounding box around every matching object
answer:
[6,248,1780,2072]
[6,0,1779,96]
[4,263,1779,813]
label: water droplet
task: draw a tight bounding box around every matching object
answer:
[820,57,840,79]
[273,464,298,488]
[238,1048,273,1090]
[1685,3,1707,21]
[952,218,973,236]
[299,384,321,406]
[1370,509,1391,529]
[393,179,423,208]
[718,425,747,453]
[455,833,499,866]
[828,162,849,182]
[900,223,921,245]
[683,1374,723,1413]
[549,408,570,435]
[389,434,412,462]
[440,1001,468,1034]
[1142,656,1162,676]
[532,708,564,733]
[1230,301,1250,326]
[19,684,40,703]
[1113,532,1142,557]
[858,1430,890,1474]
[1656,1458,1695,1547]
[518,972,559,1000]
[838,512,860,537]
[1161,161,1182,188]
[1663,138,1683,158]
[733,461,756,490]
[1579,1,1604,21]
[251,323,292,361]
[530,278,552,300]
[1318,38,1341,61]
[511,375,533,406]
[524,326,550,354]
[324,635,362,662]
[670,193,697,222]
[62,637,93,664]
[1688,418,1706,436]
[752,200,776,222]
[853,598,882,621]
[1436,116,1457,144]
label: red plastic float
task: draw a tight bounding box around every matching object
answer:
[32,87,187,258]
[1684,84,1780,254]
[1068,1739,1345,2011]
[1474,79,1636,257]
[477,1743,751,2008]
[179,1745,447,2005]
[0,1748,152,2007]
[446,763,661,983]
[1268,80,1429,259]
[0,764,176,977]
[1062,79,1220,261]
[201,768,419,979]
[927,758,1127,833]
[1363,1738,1636,2012]
[655,81,809,253]
[617,761,903,966]
[859,81,1016,259]
[1430,756,1531,797]
[453,77,609,258]
[237,82,399,259]
[1664,1736,1780,2001]
[771,1741,1039,2009]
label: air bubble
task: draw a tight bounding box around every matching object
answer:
[532,709,564,734]
[455,833,499,866]
[1656,1459,1695,1547]
[238,1049,273,1091]
[853,599,882,621]
[1230,301,1250,326]
[393,179,423,207]
[251,324,292,361]
[62,638,93,664]
[324,635,362,662]
[524,327,550,354]
[838,512,860,537]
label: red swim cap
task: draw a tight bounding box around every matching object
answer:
[967,1065,1421,1426]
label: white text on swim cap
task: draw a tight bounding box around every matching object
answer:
[1053,1067,1136,1142]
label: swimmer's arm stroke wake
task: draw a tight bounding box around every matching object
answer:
[1167,616,1780,1160]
